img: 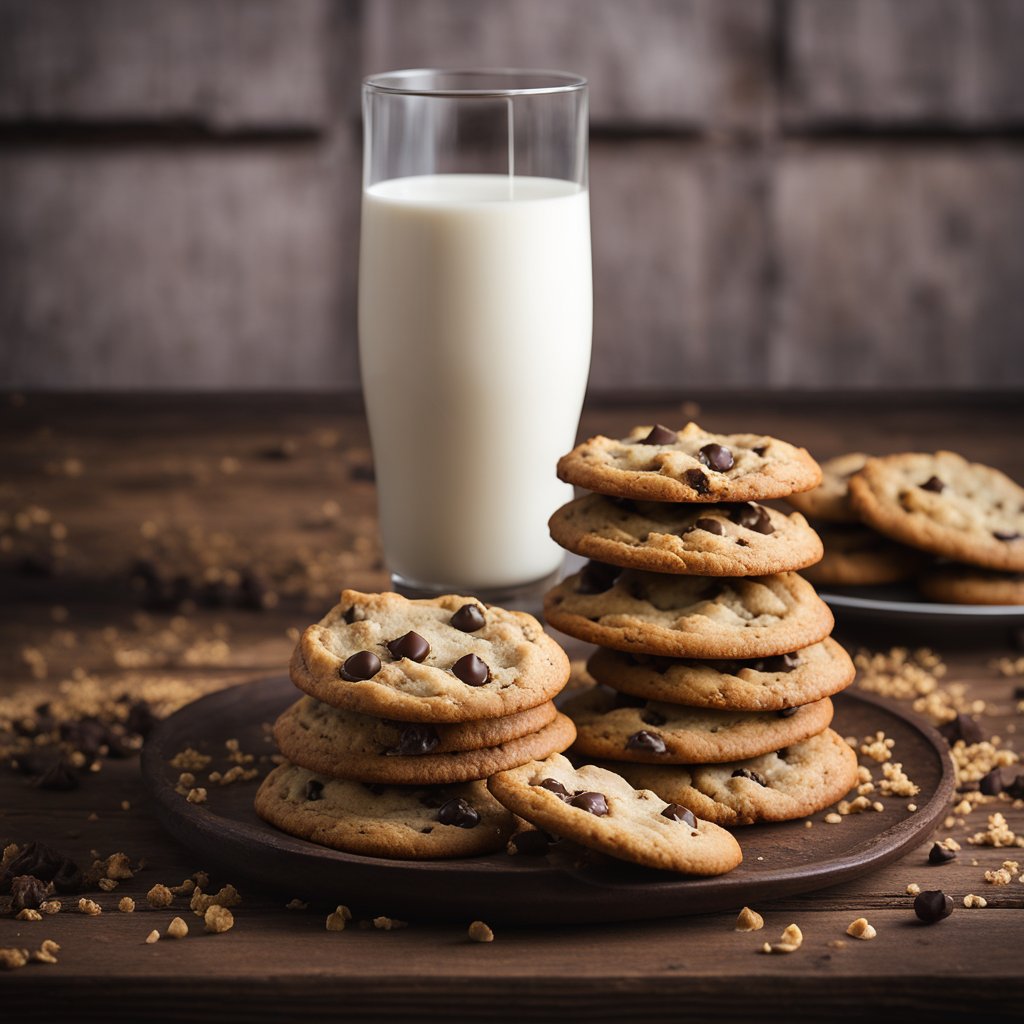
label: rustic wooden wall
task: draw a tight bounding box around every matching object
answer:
[1,0,1022,392]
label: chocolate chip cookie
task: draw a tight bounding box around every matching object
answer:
[802,523,930,587]
[254,763,514,859]
[562,686,834,764]
[586,638,855,712]
[556,422,821,503]
[548,493,823,576]
[604,729,859,826]
[848,452,1024,572]
[487,753,742,875]
[274,697,577,784]
[544,568,834,659]
[786,452,870,525]
[292,591,570,723]
[918,566,1024,606]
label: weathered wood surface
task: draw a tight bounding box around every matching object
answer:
[1,395,1023,1021]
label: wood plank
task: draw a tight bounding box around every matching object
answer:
[0,0,338,130]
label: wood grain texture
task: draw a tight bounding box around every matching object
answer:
[0,397,1023,1020]
[785,0,1024,127]
[0,0,337,130]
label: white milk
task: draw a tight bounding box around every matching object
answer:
[359,174,592,591]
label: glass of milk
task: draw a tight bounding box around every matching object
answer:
[359,69,592,605]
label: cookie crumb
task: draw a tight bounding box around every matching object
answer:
[145,930,160,944]
[827,939,847,950]
[908,803,918,812]
[734,907,764,932]
[963,893,988,909]
[967,812,1020,848]
[77,898,101,916]
[906,883,921,896]
[286,898,308,910]
[170,748,212,772]
[118,897,135,913]
[31,939,60,965]
[39,900,61,915]
[372,916,407,930]
[167,916,189,939]
[147,884,173,909]
[804,820,813,829]
[326,905,352,931]
[761,923,803,953]
[0,948,29,970]
[468,920,494,943]
[104,852,134,880]
[16,909,42,922]
[846,917,876,940]
[98,878,118,892]
[186,787,208,805]
[203,905,234,934]
[824,812,842,825]
[879,762,919,797]
[190,884,241,916]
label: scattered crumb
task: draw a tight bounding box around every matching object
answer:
[906,883,921,896]
[326,905,352,931]
[761,923,803,954]
[838,796,873,816]
[87,812,99,822]
[963,894,988,909]
[190,884,241,916]
[825,813,842,825]
[908,803,918,812]
[860,732,895,763]
[0,948,30,970]
[285,899,308,911]
[77,898,101,916]
[846,918,877,940]
[121,801,131,811]
[186,787,208,805]
[984,861,1018,885]
[204,905,234,934]
[145,930,160,944]
[118,897,135,913]
[468,921,494,943]
[967,813,1022,848]
[879,762,919,797]
[98,878,118,892]
[31,939,60,965]
[827,939,847,950]
[735,906,764,932]
[372,916,407,930]
[16,909,42,922]
[167,916,189,939]
[170,748,212,772]
[170,879,196,896]
[804,820,813,829]
[39,900,61,915]
[147,884,173,909]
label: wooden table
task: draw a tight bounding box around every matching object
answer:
[2,393,1022,1022]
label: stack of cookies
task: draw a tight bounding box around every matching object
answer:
[254,590,578,859]
[541,422,860,827]
[790,451,1024,605]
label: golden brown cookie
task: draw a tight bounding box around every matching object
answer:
[918,566,1024,606]
[802,523,930,587]
[786,452,870,525]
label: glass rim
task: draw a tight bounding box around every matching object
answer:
[363,68,587,99]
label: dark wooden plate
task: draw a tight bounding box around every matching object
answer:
[140,676,954,925]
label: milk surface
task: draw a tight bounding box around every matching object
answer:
[359,174,592,590]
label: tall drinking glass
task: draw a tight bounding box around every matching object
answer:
[359,69,592,605]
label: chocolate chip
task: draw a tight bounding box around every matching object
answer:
[10,875,51,911]
[978,768,1003,796]
[752,445,768,456]
[994,530,1021,542]
[450,603,486,632]
[577,560,622,594]
[340,650,381,681]
[125,700,158,737]
[386,631,430,663]
[939,713,983,746]
[914,890,953,923]
[570,791,609,816]
[698,443,734,472]
[626,730,667,754]
[304,779,324,801]
[436,797,479,829]
[777,706,800,718]
[661,804,697,827]
[1003,773,1024,800]
[731,768,767,786]
[928,842,956,865]
[692,518,725,536]
[729,502,774,535]
[385,723,440,757]
[536,778,572,800]
[452,654,491,687]
[638,424,677,445]
[1,843,80,894]
[640,709,667,726]
[684,468,710,495]
[343,605,367,624]
[920,476,946,493]
[35,756,80,791]
[508,829,554,856]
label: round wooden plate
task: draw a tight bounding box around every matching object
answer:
[141,676,955,925]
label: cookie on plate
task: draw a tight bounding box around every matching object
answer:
[848,452,1024,572]
[556,422,821,503]
[802,523,930,587]
[562,687,834,764]
[292,591,570,723]
[918,566,1024,606]
[603,729,858,826]
[254,763,514,859]
[587,639,855,712]
[487,753,742,875]
[274,698,576,785]
[544,568,834,659]
[548,494,823,577]
[786,452,869,525]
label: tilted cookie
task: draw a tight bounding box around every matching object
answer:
[562,686,834,764]
[292,591,570,723]
[487,753,742,875]
[587,638,855,712]
[786,452,870,525]
[548,493,823,576]
[556,422,821,503]
[802,523,930,587]
[254,763,514,859]
[603,729,859,826]
[544,568,834,659]
[918,566,1024,606]
[274,698,576,785]
[848,452,1024,572]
